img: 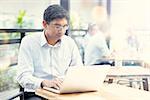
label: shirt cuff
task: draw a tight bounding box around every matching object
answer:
[34,78,44,89]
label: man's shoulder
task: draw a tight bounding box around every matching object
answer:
[21,33,42,46]
[22,33,41,41]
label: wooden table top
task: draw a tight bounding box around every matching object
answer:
[35,84,150,100]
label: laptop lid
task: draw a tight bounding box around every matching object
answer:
[43,65,110,94]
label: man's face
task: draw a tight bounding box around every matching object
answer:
[90,26,99,36]
[43,18,68,41]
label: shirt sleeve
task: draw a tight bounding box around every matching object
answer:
[96,36,110,57]
[16,37,44,90]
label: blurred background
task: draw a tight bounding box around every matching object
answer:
[0,0,150,99]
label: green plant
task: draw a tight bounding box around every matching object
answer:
[16,10,26,28]
[0,67,18,92]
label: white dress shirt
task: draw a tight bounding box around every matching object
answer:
[84,32,110,65]
[17,32,83,92]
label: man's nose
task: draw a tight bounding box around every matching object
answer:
[58,28,66,33]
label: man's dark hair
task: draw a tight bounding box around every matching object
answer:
[43,4,69,24]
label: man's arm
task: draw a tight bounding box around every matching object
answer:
[16,37,44,90]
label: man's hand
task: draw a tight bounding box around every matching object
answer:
[41,78,63,90]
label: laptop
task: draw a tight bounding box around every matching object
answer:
[43,65,110,94]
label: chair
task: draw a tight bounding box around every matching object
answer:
[94,60,115,66]
[122,60,143,66]
[116,78,148,90]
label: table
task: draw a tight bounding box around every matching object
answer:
[95,57,143,66]
[35,84,150,100]
[107,66,150,91]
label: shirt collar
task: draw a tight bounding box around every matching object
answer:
[40,31,48,47]
[40,31,62,47]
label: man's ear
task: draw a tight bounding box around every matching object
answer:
[42,20,47,28]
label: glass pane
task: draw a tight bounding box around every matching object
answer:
[0,43,19,66]
[0,0,61,99]
[70,0,108,29]
[0,43,19,99]
[70,0,108,61]
[0,65,19,99]
[111,0,150,65]
[0,0,60,29]
[0,32,20,40]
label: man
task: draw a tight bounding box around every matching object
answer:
[84,30,111,65]
[17,4,83,99]
[84,23,99,47]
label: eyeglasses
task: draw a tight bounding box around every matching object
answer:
[51,23,69,30]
